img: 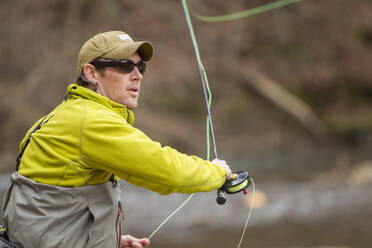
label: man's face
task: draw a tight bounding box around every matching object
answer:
[96,53,143,109]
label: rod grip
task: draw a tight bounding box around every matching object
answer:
[216,189,226,205]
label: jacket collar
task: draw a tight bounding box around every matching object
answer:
[66,84,134,125]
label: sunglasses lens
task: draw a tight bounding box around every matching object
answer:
[117,61,136,73]
[137,61,146,74]
[117,60,146,74]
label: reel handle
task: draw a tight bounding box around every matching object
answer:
[216,189,226,205]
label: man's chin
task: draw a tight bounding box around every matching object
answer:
[124,102,137,110]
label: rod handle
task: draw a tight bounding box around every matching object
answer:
[216,189,226,205]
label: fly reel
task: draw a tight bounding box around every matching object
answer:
[216,171,251,205]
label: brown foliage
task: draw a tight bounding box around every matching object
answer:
[1,0,372,171]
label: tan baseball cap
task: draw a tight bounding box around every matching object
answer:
[77,30,153,73]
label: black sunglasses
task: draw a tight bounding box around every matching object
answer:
[90,59,146,74]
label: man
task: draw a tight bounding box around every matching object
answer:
[2,31,231,248]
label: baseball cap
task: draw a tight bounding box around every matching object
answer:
[77,31,153,73]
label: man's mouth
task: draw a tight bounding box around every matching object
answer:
[128,87,139,96]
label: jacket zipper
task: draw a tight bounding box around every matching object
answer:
[126,109,130,122]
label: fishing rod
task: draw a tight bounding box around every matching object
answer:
[183,0,305,205]
[181,2,254,247]
[182,0,251,205]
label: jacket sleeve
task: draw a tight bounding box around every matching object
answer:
[81,109,227,195]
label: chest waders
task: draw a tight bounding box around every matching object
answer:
[1,116,123,248]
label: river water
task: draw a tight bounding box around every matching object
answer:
[122,180,372,248]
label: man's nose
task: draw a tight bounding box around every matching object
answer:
[131,66,143,81]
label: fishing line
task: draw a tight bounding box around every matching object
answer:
[187,0,304,23]
[148,193,194,240]
[148,0,303,243]
[147,5,212,235]
[181,1,256,246]
[237,178,255,248]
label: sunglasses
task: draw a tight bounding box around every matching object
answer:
[90,59,146,74]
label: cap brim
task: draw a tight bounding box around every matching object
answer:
[136,42,153,61]
[103,41,153,61]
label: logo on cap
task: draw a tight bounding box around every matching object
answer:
[117,34,133,42]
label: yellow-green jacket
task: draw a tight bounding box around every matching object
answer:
[18,84,226,195]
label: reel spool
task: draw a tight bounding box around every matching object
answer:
[217,171,251,205]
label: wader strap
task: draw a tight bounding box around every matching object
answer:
[16,115,49,171]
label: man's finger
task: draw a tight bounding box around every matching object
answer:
[139,238,150,247]
[131,241,143,248]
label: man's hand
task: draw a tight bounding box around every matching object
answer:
[211,159,232,178]
[120,235,150,248]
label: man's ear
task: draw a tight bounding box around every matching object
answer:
[83,64,99,82]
